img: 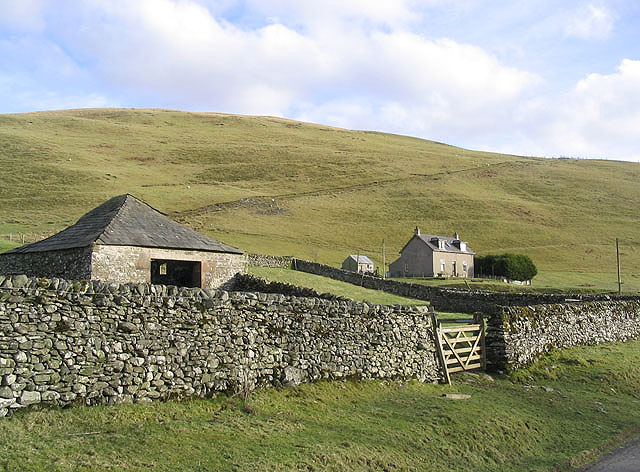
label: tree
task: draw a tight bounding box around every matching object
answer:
[476,253,537,281]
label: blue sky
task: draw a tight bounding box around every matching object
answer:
[1,0,639,161]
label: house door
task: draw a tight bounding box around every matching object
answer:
[452,261,457,277]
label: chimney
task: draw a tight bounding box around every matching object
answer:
[414,226,421,236]
[452,233,467,252]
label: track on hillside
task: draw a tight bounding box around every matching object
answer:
[173,159,537,220]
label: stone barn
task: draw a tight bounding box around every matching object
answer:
[0,194,246,288]
[341,254,374,273]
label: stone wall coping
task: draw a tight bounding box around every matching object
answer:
[0,273,431,314]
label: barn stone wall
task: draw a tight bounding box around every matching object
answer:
[91,245,247,289]
[0,246,245,290]
[0,274,440,416]
[0,247,92,281]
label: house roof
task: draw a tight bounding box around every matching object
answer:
[400,233,475,255]
[347,254,374,264]
[5,194,243,255]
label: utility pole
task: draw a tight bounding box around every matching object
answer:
[616,238,622,295]
[382,239,386,280]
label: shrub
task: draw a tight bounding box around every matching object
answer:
[476,253,537,281]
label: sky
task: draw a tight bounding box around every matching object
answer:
[1,0,639,161]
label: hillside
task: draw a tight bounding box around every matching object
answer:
[1,108,639,291]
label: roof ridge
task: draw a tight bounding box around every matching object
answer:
[95,194,132,244]
[3,194,243,255]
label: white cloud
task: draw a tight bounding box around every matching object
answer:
[64,0,333,114]
[543,59,640,159]
[240,0,420,31]
[565,4,614,40]
[3,0,638,161]
[0,0,47,33]
[49,0,535,128]
[0,34,115,113]
[492,59,640,160]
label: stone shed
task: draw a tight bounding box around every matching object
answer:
[0,194,246,288]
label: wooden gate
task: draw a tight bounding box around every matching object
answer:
[431,311,485,384]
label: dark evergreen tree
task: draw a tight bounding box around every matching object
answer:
[476,253,537,281]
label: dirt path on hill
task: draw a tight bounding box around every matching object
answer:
[173,159,535,220]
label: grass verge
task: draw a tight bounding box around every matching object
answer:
[394,271,640,295]
[1,340,639,471]
[248,266,429,306]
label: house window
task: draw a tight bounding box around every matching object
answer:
[440,260,445,272]
[463,261,468,273]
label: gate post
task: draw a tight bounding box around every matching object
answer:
[430,308,451,385]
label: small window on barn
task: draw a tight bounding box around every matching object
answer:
[159,263,167,275]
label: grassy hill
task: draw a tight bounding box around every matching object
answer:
[1,108,639,291]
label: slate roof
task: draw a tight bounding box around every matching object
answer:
[398,233,475,255]
[5,194,243,255]
[415,234,475,254]
[347,254,374,264]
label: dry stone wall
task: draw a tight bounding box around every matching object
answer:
[226,273,342,300]
[290,258,639,313]
[0,274,440,416]
[486,300,640,371]
[247,254,293,269]
[292,259,439,301]
[428,290,640,314]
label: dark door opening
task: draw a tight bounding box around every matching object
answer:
[151,259,202,287]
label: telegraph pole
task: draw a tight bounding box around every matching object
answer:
[616,238,622,295]
[382,239,386,279]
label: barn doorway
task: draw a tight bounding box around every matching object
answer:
[151,259,202,288]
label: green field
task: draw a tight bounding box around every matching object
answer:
[2,339,639,471]
[395,271,640,294]
[248,266,430,305]
[1,108,639,292]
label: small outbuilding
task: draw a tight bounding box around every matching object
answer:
[341,254,374,273]
[0,194,246,288]
[389,227,475,278]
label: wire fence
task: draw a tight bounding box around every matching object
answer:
[0,233,53,245]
